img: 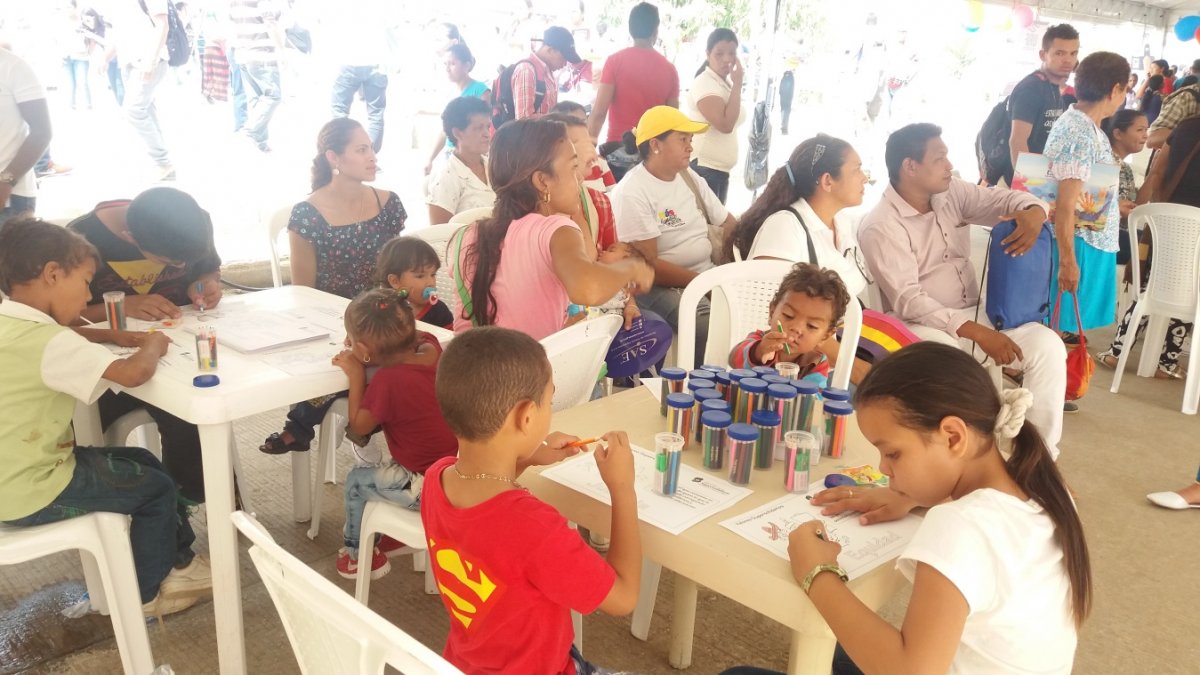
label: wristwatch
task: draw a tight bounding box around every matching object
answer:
[0,171,16,186]
[801,563,849,594]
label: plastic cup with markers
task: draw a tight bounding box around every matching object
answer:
[653,432,685,497]
[103,291,127,330]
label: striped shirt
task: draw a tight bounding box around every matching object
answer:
[229,0,280,63]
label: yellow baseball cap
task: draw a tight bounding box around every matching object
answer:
[634,106,709,147]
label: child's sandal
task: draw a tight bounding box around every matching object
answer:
[258,431,311,454]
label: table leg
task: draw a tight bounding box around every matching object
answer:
[199,423,247,675]
[667,576,698,669]
[787,629,836,675]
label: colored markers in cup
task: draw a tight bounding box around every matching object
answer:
[784,431,819,493]
[195,325,218,371]
[103,291,127,330]
[653,432,685,497]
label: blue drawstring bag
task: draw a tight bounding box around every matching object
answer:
[983,220,1054,330]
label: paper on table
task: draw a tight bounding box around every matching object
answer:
[258,347,342,376]
[184,309,329,353]
[642,377,663,404]
[541,444,752,535]
[719,487,921,579]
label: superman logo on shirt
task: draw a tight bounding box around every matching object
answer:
[657,208,685,229]
[428,537,507,631]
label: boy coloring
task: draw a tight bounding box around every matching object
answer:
[728,263,850,387]
[0,219,211,618]
[422,327,641,674]
[332,288,455,579]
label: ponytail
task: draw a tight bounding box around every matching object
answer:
[724,134,850,262]
[1005,421,1092,627]
[310,117,363,192]
[623,129,670,160]
[311,154,333,192]
[855,343,1093,627]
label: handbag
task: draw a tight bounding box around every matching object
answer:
[1052,291,1095,401]
[679,169,725,265]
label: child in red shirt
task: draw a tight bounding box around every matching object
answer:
[422,327,641,674]
[332,288,456,580]
[728,263,850,387]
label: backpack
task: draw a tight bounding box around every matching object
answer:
[139,0,190,67]
[980,219,1054,331]
[976,71,1051,186]
[491,60,545,128]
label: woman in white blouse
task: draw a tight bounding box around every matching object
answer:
[686,28,744,204]
[725,134,872,381]
[426,96,496,225]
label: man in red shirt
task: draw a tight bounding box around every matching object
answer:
[587,2,680,144]
[511,27,580,120]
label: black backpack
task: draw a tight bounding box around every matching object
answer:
[976,98,1012,186]
[491,60,545,128]
[139,1,191,68]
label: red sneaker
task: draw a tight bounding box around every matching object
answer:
[336,546,391,580]
[377,535,410,558]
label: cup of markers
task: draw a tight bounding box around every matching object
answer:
[653,432,685,496]
[195,325,218,371]
[103,291,127,330]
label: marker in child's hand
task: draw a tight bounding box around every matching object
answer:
[778,321,791,354]
[564,437,601,450]
[195,282,206,313]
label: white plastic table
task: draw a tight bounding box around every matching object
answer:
[524,387,909,675]
[72,285,452,674]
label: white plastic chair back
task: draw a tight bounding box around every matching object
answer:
[1128,203,1200,318]
[540,314,623,412]
[232,511,461,675]
[447,206,493,226]
[678,261,795,371]
[408,222,466,320]
[264,205,293,288]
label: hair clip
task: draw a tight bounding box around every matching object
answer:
[378,301,389,310]
[785,163,797,187]
[811,143,826,170]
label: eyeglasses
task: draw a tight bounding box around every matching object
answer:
[845,246,874,285]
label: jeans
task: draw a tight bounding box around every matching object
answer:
[65,57,91,109]
[229,49,247,131]
[331,65,388,152]
[691,160,730,204]
[106,58,125,106]
[284,393,343,442]
[0,194,35,229]
[99,391,206,503]
[2,446,196,603]
[1105,300,1191,374]
[342,463,422,559]
[638,285,710,369]
[719,644,863,675]
[124,60,171,166]
[239,60,281,144]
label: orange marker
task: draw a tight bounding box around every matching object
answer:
[564,437,601,449]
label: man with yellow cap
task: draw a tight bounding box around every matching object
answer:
[611,106,738,367]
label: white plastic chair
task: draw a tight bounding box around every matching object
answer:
[446,206,492,226]
[676,261,861,390]
[408,221,470,320]
[298,397,350,539]
[263,205,293,289]
[541,314,623,412]
[1110,203,1200,414]
[354,500,437,605]
[0,513,155,675]
[231,511,462,675]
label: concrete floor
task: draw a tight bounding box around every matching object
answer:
[2,324,1198,675]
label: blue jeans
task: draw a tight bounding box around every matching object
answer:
[331,65,388,152]
[690,160,730,204]
[228,49,247,131]
[719,644,863,675]
[106,58,125,106]
[2,447,196,604]
[124,60,171,166]
[0,194,35,229]
[239,61,281,144]
[638,285,710,369]
[342,463,421,559]
[65,57,91,109]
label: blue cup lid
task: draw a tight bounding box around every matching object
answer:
[750,366,777,377]
[701,398,730,412]
[739,377,768,393]
[192,374,220,388]
[688,369,717,380]
[701,410,733,428]
[751,410,782,427]
[660,367,687,381]
[823,400,854,415]
[729,368,756,382]
[727,422,759,441]
[714,371,731,385]
[687,379,716,392]
[822,387,851,402]
[666,392,695,409]
[793,380,821,395]
[700,364,726,373]
[767,383,797,399]
[761,374,790,386]
[694,388,723,402]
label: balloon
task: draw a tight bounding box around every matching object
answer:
[1196,26,1200,44]
[1175,15,1200,41]
[965,0,985,31]
[1014,5,1035,28]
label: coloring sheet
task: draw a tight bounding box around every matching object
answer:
[541,444,752,535]
[719,486,922,578]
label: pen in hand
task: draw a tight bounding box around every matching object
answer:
[195,281,206,313]
[778,321,792,355]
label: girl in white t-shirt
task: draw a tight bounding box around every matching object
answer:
[730,343,1091,675]
[686,28,745,204]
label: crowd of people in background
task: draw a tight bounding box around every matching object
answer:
[3,1,1200,673]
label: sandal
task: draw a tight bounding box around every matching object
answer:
[1095,352,1119,369]
[1156,367,1185,380]
[259,431,311,455]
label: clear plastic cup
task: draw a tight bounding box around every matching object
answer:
[653,432,685,496]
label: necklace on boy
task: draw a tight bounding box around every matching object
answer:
[452,464,523,489]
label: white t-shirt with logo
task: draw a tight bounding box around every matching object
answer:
[0,49,45,199]
[898,489,1078,675]
[611,163,729,276]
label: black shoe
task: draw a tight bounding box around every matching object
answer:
[1063,401,1079,413]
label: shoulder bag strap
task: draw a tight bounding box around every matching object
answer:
[678,169,714,226]
[450,225,478,327]
[1160,135,1200,201]
[782,206,819,265]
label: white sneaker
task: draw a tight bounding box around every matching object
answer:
[1147,492,1200,510]
[160,555,213,597]
[143,592,200,621]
